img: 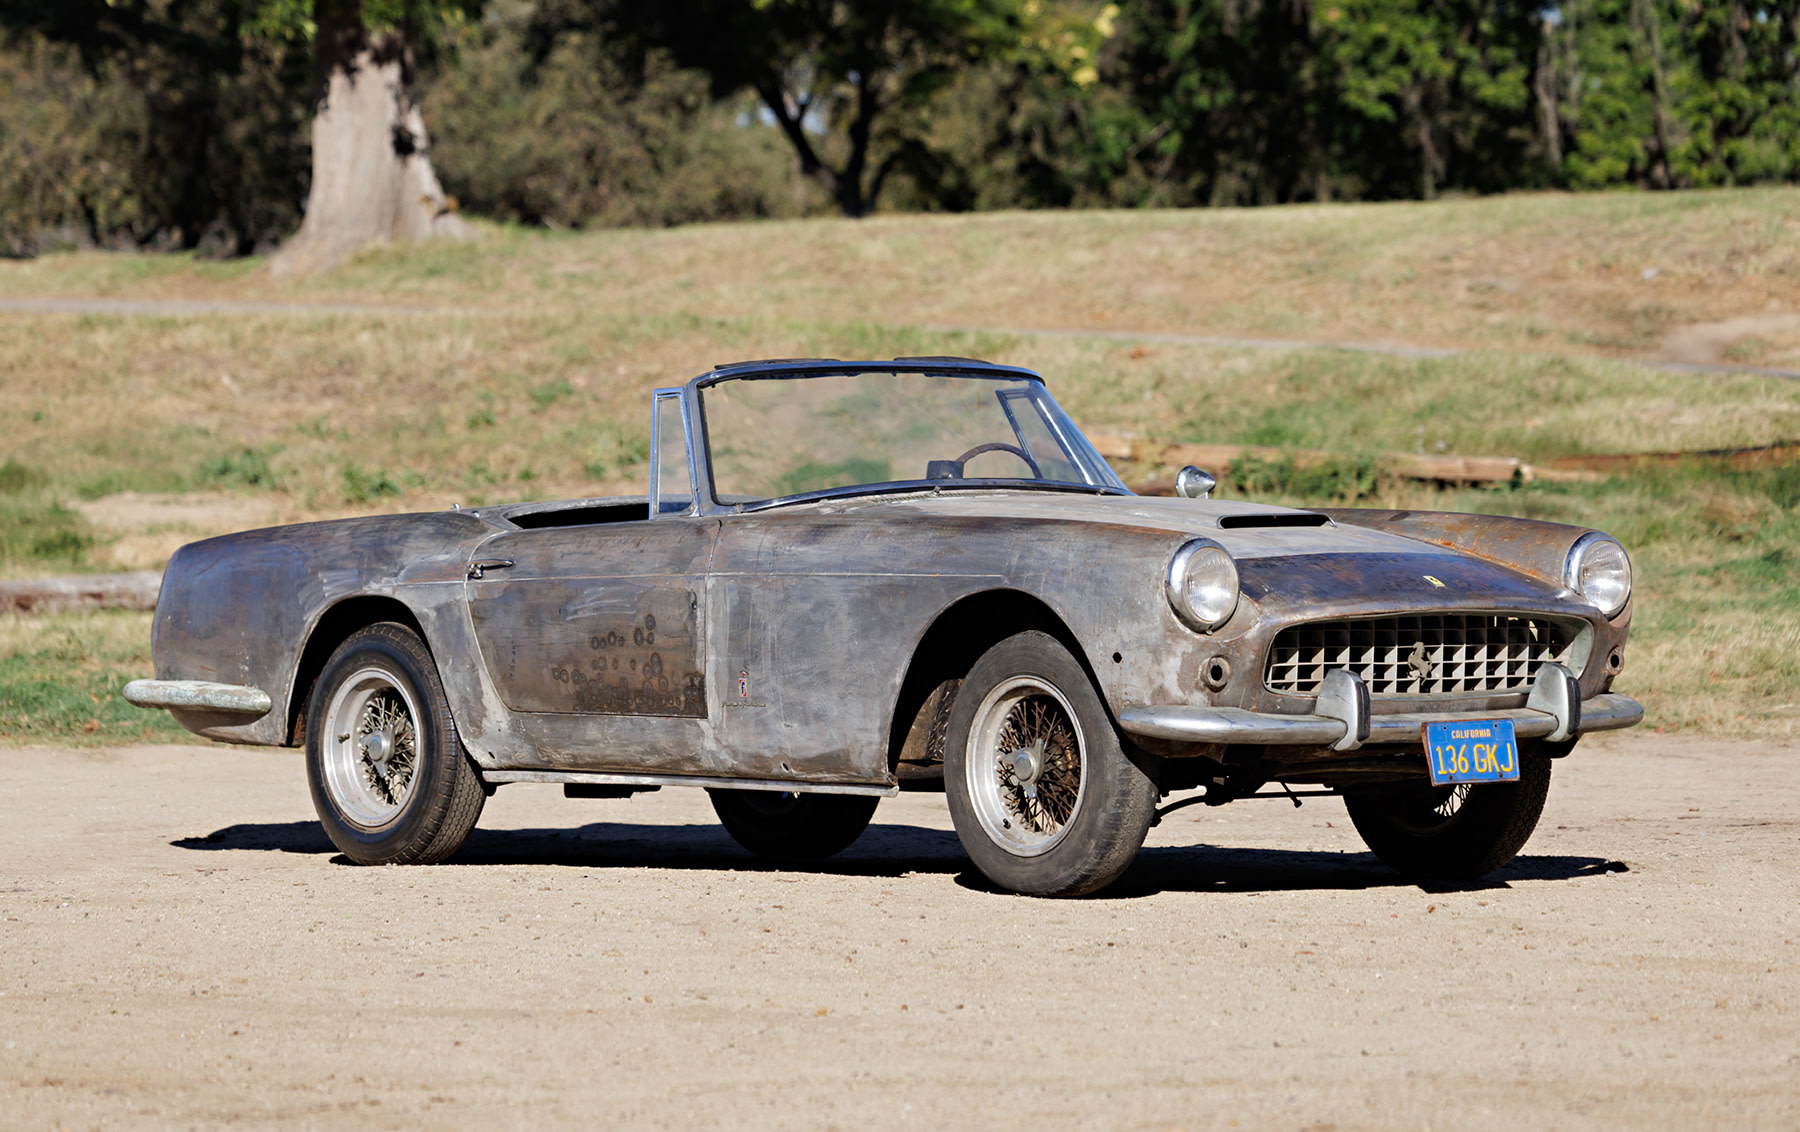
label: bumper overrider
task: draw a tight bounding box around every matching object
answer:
[1116,662,1642,752]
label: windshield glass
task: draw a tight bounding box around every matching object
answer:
[698,371,1125,506]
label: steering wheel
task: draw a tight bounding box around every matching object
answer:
[954,442,1033,467]
[926,443,1042,481]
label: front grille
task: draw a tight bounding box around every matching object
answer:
[1264,613,1581,697]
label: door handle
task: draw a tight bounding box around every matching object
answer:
[468,558,515,580]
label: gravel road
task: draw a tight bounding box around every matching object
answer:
[2,732,1794,1131]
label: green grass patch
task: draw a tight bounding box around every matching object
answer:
[197,445,283,490]
[0,493,95,575]
[0,611,191,746]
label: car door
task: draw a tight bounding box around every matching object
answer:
[464,514,718,772]
[706,510,996,785]
[463,389,724,774]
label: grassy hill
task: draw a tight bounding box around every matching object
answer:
[1,188,1797,742]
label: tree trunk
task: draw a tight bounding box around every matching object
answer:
[273,7,466,277]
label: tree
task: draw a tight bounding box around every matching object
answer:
[265,0,472,274]
[0,0,311,254]
[1543,0,1800,190]
[550,0,1082,217]
[0,0,472,267]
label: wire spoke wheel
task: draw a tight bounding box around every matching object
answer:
[966,676,1088,856]
[1342,746,1555,880]
[305,623,486,865]
[321,666,423,829]
[1432,783,1473,823]
[943,631,1157,896]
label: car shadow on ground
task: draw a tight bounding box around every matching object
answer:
[1036,846,1630,900]
[171,820,1627,895]
[170,819,970,878]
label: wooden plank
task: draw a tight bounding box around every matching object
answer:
[1087,433,1619,490]
[0,571,162,615]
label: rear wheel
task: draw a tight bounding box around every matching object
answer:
[305,623,486,865]
[943,631,1156,897]
[707,789,879,859]
[1342,745,1555,879]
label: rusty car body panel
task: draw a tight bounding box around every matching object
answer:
[141,358,1641,802]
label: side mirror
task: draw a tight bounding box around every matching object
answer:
[1175,465,1216,500]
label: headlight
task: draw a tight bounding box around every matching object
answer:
[1566,532,1632,617]
[1166,538,1240,632]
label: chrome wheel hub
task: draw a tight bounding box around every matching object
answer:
[1010,741,1045,799]
[362,728,395,774]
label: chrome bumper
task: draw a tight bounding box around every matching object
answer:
[124,679,273,717]
[1117,663,1643,750]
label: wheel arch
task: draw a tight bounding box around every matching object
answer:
[885,588,1098,779]
[285,595,429,747]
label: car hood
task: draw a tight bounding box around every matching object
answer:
[814,491,1431,558]
[808,490,1595,616]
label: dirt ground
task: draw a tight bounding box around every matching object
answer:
[2,731,1795,1131]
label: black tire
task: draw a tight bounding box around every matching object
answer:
[1342,745,1555,880]
[707,789,879,859]
[304,623,486,865]
[942,631,1157,897]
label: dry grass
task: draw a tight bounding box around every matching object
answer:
[0,188,1796,741]
[5,187,1799,364]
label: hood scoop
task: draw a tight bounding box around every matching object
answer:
[1217,512,1331,529]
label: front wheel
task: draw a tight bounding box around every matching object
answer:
[943,631,1156,897]
[707,789,879,859]
[1342,746,1555,880]
[305,623,486,865]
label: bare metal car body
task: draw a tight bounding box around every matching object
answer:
[130,358,1641,886]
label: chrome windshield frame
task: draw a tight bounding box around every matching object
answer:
[676,360,1132,516]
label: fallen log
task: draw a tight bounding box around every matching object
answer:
[1087,435,1602,487]
[1546,441,1800,473]
[0,571,163,615]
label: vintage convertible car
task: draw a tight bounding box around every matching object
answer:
[127,358,1642,895]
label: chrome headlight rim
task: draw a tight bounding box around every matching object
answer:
[1165,537,1241,633]
[1565,531,1632,618]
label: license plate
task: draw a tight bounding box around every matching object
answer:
[1423,719,1521,786]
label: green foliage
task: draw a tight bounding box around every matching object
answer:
[340,464,401,502]
[1224,451,1385,504]
[197,446,282,489]
[1545,0,1800,189]
[7,0,1798,250]
[569,0,1083,215]
[424,12,811,227]
[0,4,311,255]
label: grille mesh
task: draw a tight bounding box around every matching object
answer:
[1264,614,1579,697]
